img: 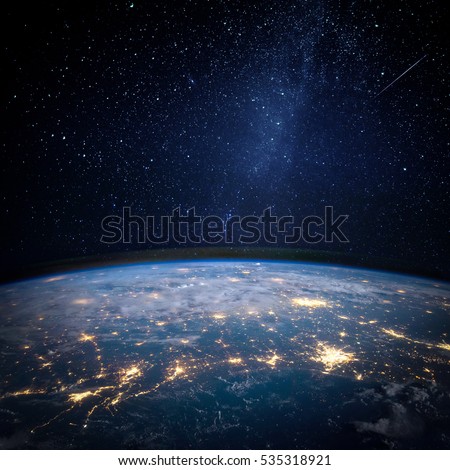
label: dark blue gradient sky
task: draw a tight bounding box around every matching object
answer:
[1,1,448,277]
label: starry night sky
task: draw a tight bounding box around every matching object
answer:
[1,0,449,278]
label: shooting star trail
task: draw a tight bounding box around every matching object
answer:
[374,54,427,98]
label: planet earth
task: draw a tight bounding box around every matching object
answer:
[0,260,449,449]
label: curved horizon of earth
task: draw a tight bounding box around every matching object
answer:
[0,260,449,449]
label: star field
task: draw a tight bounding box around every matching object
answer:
[1,0,448,276]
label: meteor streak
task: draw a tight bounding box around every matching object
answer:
[374,54,427,98]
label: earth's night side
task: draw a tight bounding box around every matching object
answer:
[0,261,449,450]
